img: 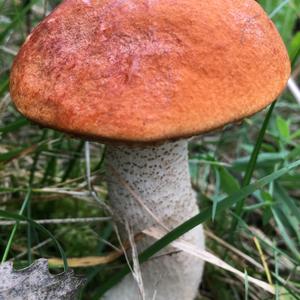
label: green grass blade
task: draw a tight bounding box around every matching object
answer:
[0,210,68,271]
[61,141,84,182]
[1,189,31,263]
[0,118,29,134]
[272,208,300,260]
[94,159,300,297]
[231,102,276,231]
[0,0,39,44]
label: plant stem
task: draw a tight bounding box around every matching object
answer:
[1,189,31,263]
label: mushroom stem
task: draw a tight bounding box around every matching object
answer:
[104,139,205,300]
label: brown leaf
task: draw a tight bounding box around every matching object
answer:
[0,259,85,300]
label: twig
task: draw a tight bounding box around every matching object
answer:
[14,229,68,260]
[0,45,17,56]
[288,78,300,105]
[253,237,273,285]
[0,217,111,226]
[126,221,146,300]
[85,142,112,214]
[48,232,144,268]
[205,230,264,271]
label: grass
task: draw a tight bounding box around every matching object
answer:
[0,0,300,299]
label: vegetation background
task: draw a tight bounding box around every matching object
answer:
[0,0,299,299]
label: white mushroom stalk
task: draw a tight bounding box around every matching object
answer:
[104,139,205,300]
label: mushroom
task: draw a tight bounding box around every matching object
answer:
[10,0,290,299]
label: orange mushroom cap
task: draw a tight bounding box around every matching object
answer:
[10,0,290,143]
